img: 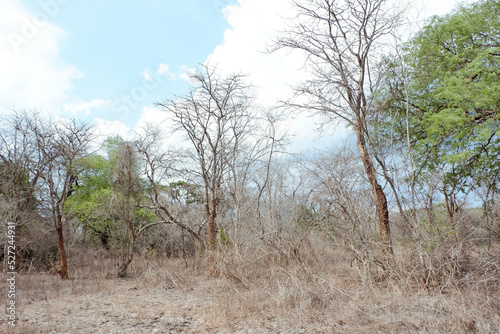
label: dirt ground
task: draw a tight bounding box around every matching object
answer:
[1,248,499,333]
[1,272,498,334]
[4,278,204,334]
[2,273,344,334]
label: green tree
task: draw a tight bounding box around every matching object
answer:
[383,0,500,229]
[65,154,115,250]
[66,137,156,277]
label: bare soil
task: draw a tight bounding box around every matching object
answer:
[1,247,499,333]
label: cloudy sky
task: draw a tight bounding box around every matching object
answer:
[1,0,462,150]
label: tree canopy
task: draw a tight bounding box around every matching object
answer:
[394,0,500,188]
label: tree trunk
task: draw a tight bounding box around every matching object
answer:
[444,192,455,232]
[426,196,434,228]
[207,200,218,277]
[355,123,393,254]
[118,253,134,278]
[55,220,68,279]
[118,227,137,278]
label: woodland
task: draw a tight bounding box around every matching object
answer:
[1,0,499,332]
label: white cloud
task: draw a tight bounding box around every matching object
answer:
[204,0,323,152]
[0,0,81,114]
[63,99,111,117]
[203,0,461,153]
[206,0,308,107]
[179,65,196,82]
[94,118,132,141]
[420,0,462,19]
[134,105,193,150]
[139,68,154,83]
[157,63,175,80]
[140,63,175,84]
[135,105,168,130]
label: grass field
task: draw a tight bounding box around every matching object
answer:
[2,233,499,334]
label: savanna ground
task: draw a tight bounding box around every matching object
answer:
[1,233,499,334]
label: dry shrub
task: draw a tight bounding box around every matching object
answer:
[137,260,188,290]
[187,230,500,332]
[15,219,58,272]
[386,230,500,294]
[194,234,360,329]
[9,228,500,333]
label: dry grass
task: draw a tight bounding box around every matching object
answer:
[1,233,499,333]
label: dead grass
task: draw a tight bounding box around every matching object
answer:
[1,233,499,333]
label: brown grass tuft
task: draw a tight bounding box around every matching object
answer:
[3,232,499,333]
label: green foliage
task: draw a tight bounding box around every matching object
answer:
[65,154,116,244]
[294,204,317,230]
[217,226,233,247]
[102,135,126,160]
[381,0,500,192]
[409,0,499,179]
[166,181,203,206]
[66,138,156,249]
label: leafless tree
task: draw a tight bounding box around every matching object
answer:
[0,112,94,279]
[273,0,407,253]
[157,65,260,275]
[0,111,42,272]
[134,124,207,250]
[221,109,288,243]
[35,117,94,279]
[305,146,374,240]
[112,141,143,277]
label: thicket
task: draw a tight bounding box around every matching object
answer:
[0,2,499,327]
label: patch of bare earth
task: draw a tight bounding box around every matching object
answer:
[1,243,499,333]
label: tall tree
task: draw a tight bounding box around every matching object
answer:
[157,65,257,274]
[134,125,207,249]
[66,137,157,277]
[35,118,94,279]
[382,0,500,229]
[273,0,405,253]
[0,112,42,271]
[112,141,142,277]
[2,112,95,279]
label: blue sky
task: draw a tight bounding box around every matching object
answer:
[52,0,237,126]
[1,0,460,149]
[2,0,237,127]
[1,0,239,134]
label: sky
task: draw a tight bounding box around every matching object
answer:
[0,0,462,152]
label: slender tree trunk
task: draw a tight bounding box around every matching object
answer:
[55,218,68,279]
[118,247,134,278]
[118,224,136,278]
[206,199,218,277]
[426,196,434,228]
[374,155,415,236]
[355,123,393,254]
[444,192,455,232]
